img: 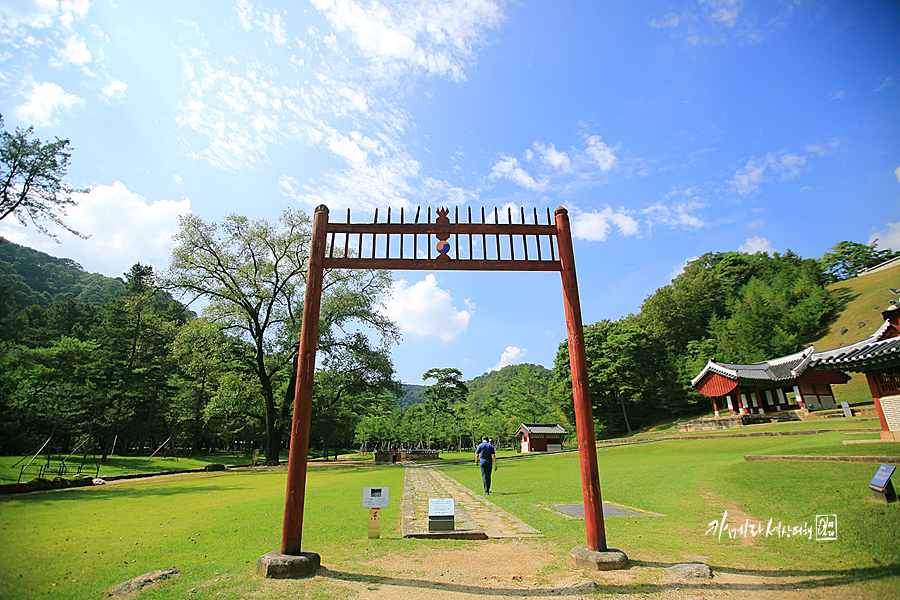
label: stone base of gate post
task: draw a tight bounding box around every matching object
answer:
[257,551,321,578]
[568,545,629,570]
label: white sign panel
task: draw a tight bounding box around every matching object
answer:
[428,498,455,516]
[362,487,390,508]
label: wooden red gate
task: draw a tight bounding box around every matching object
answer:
[279,204,608,560]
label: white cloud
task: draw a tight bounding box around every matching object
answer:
[729,151,807,195]
[643,189,708,231]
[739,236,774,254]
[534,142,571,172]
[309,0,505,82]
[234,0,287,45]
[0,181,191,277]
[0,0,89,34]
[895,166,900,183]
[702,0,743,28]
[650,13,680,29]
[583,135,617,171]
[570,207,639,241]
[489,156,546,191]
[13,80,84,126]
[489,346,526,372]
[875,76,893,92]
[869,222,900,253]
[55,34,91,65]
[380,274,470,341]
[803,138,840,156]
[102,78,127,100]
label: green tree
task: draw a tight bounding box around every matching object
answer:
[165,209,398,464]
[501,364,551,424]
[820,240,898,282]
[95,264,182,461]
[169,318,242,454]
[0,115,88,240]
[421,368,468,447]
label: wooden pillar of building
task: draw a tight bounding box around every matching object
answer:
[555,207,607,553]
[865,371,893,439]
[281,205,329,556]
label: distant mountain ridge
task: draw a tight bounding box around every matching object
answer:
[0,238,125,307]
[396,363,553,412]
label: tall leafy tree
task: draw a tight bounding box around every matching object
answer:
[820,240,898,282]
[0,116,88,240]
[95,264,181,461]
[500,364,552,424]
[421,368,468,446]
[165,209,398,464]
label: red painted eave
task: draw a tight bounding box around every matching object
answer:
[694,372,739,397]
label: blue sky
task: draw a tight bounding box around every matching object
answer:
[1,0,898,384]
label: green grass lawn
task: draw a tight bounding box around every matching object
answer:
[0,465,410,600]
[1,431,899,599]
[442,435,900,592]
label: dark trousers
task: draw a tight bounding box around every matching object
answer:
[480,461,492,493]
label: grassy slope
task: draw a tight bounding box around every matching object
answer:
[814,264,900,405]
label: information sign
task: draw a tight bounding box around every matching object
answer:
[841,401,852,418]
[428,498,455,516]
[870,464,895,491]
[362,487,390,508]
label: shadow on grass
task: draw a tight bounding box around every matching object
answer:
[316,562,899,597]
[0,482,253,504]
[630,560,898,592]
[318,567,593,597]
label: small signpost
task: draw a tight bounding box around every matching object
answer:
[428,498,455,532]
[362,487,390,538]
[869,464,897,503]
[841,401,853,418]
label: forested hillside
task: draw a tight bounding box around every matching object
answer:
[0,238,125,306]
[1,234,896,459]
[551,249,872,438]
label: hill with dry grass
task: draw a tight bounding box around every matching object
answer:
[816,263,900,404]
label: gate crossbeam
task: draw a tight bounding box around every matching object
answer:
[323,206,560,271]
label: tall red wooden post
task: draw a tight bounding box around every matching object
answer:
[555,206,608,553]
[281,204,328,555]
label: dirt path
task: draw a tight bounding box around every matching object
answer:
[313,539,863,600]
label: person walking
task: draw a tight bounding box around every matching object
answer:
[475,436,497,494]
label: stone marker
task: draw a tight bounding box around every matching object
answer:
[108,568,179,598]
[568,545,629,570]
[665,562,713,579]
[256,551,320,578]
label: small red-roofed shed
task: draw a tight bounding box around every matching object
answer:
[515,423,567,453]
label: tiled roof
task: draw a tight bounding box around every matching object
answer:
[691,305,900,385]
[691,347,814,387]
[810,319,900,369]
[516,423,567,435]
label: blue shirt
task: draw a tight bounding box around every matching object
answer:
[476,442,495,466]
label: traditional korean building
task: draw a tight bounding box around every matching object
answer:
[515,423,567,453]
[691,297,900,443]
[691,346,850,416]
[808,303,900,441]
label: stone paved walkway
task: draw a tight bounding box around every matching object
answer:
[401,464,543,540]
